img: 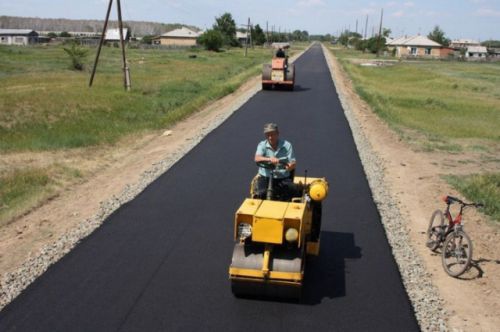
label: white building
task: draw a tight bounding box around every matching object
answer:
[465,46,488,60]
[105,28,129,42]
[0,29,39,45]
[449,39,480,49]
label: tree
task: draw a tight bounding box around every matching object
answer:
[213,12,238,47]
[252,24,266,45]
[141,35,155,44]
[427,25,449,46]
[198,29,224,51]
[63,42,89,70]
[338,31,362,47]
[60,31,71,38]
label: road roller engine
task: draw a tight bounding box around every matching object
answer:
[229,161,328,299]
[261,48,295,91]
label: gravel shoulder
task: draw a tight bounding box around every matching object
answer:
[1,44,499,332]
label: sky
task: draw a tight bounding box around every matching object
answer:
[1,0,499,41]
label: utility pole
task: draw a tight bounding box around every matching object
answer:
[356,19,358,34]
[245,17,250,57]
[376,8,383,57]
[266,21,269,46]
[89,0,131,90]
[364,14,368,39]
[116,0,130,90]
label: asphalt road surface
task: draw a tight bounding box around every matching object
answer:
[0,44,419,331]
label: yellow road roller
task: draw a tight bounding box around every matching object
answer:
[229,163,328,299]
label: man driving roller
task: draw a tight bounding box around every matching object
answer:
[254,123,297,200]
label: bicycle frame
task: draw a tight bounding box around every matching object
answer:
[444,203,464,229]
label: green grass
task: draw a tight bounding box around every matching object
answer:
[328,47,500,151]
[0,164,83,226]
[0,44,279,152]
[0,168,52,226]
[444,173,500,223]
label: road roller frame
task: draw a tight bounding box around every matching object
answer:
[262,51,295,91]
[229,163,328,299]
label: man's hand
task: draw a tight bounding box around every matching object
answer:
[269,156,280,165]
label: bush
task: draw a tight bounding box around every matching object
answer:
[198,30,224,51]
[63,42,89,70]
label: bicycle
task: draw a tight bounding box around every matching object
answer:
[426,195,484,277]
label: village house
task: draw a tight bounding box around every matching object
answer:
[465,45,488,60]
[152,27,201,46]
[236,31,249,45]
[386,35,442,58]
[105,28,129,42]
[0,29,39,46]
[449,39,480,49]
[488,48,500,60]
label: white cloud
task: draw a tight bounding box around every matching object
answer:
[392,10,405,17]
[297,0,326,7]
[404,1,415,7]
[475,8,500,17]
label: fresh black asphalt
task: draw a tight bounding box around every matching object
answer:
[0,44,419,331]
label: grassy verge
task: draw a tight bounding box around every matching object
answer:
[0,165,83,227]
[327,45,500,222]
[444,173,500,223]
[0,45,277,151]
[327,46,500,152]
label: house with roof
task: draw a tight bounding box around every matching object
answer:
[0,29,39,45]
[105,28,129,42]
[152,27,201,46]
[236,31,249,45]
[487,48,500,60]
[386,35,442,58]
[449,39,480,49]
[465,46,488,61]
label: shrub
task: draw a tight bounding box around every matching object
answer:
[63,42,89,70]
[198,30,224,51]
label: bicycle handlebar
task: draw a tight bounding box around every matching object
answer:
[443,195,484,208]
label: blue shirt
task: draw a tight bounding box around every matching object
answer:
[255,139,295,178]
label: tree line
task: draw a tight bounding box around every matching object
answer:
[198,12,309,51]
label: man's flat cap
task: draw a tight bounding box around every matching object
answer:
[263,123,278,133]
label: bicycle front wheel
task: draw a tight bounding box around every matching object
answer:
[426,210,445,251]
[441,230,473,277]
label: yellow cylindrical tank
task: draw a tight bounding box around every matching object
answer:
[309,179,328,201]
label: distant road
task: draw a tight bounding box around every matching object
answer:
[0,44,419,332]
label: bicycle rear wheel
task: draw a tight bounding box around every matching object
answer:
[441,230,473,277]
[426,210,445,251]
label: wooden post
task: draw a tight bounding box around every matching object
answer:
[116,0,131,90]
[245,17,250,57]
[376,8,384,57]
[89,0,113,87]
[89,0,131,90]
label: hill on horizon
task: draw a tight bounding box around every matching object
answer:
[0,15,201,36]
